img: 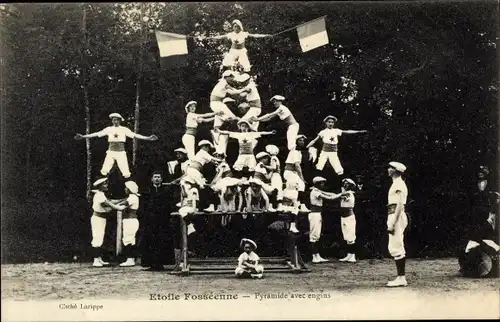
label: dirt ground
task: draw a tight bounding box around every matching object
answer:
[2,258,499,301]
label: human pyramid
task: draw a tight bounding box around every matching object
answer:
[75,19,414,287]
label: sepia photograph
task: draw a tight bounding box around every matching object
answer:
[1,1,499,321]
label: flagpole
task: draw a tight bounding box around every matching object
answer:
[272,15,327,37]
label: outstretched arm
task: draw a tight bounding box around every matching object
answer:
[320,191,346,201]
[342,130,368,134]
[75,132,102,140]
[256,111,279,122]
[203,34,228,40]
[102,200,126,211]
[198,112,217,118]
[306,135,321,149]
[134,133,159,141]
[248,33,273,38]
[216,129,234,135]
[258,130,277,136]
[197,117,215,124]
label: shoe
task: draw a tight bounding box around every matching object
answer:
[339,254,352,262]
[268,205,277,212]
[119,258,136,267]
[251,273,263,279]
[187,223,196,235]
[317,255,329,263]
[300,204,310,212]
[289,225,299,233]
[386,276,408,287]
[346,255,356,263]
[204,205,215,212]
[277,204,284,211]
[98,257,110,265]
[92,258,103,267]
[176,202,181,207]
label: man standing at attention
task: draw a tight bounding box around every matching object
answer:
[74,113,158,179]
[386,161,409,287]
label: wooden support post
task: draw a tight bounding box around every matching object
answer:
[116,210,123,256]
[181,217,189,275]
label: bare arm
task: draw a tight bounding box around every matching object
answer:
[320,192,345,200]
[205,34,228,40]
[257,130,276,136]
[256,111,279,122]
[248,33,273,38]
[102,200,126,211]
[306,135,321,149]
[216,129,233,135]
[75,132,101,140]
[197,117,215,124]
[198,112,217,118]
[342,130,368,134]
[134,133,158,141]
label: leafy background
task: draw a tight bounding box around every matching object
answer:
[1,2,498,262]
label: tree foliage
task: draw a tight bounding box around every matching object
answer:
[1,2,498,260]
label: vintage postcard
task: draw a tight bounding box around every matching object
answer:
[1,1,499,321]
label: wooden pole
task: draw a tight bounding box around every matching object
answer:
[81,3,91,200]
[116,210,123,256]
[132,3,145,166]
[181,217,189,274]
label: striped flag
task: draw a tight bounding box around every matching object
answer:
[297,17,329,52]
[155,31,188,57]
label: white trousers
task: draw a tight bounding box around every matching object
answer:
[316,151,343,175]
[387,212,408,259]
[270,173,283,200]
[122,218,139,246]
[101,151,131,178]
[341,215,356,244]
[233,155,257,171]
[185,167,207,188]
[286,123,300,151]
[235,265,264,275]
[91,215,107,248]
[308,212,322,242]
[182,134,196,160]
[283,170,305,192]
[223,48,251,71]
[242,107,261,131]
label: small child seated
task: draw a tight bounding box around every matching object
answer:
[235,238,264,278]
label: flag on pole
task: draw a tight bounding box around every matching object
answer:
[296,16,329,52]
[155,31,189,69]
[155,31,188,57]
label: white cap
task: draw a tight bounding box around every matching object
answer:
[222,97,236,104]
[93,177,108,187]
[389,161,407,172]
[184,101,197,112]
[323,115,338,123]
[174,148,187,154]
[312,177,327,184]
[198,140,214,148]
[240,238,257,250]
[236,73,251,83]
[270,95,285,102]
[222,70,235,78]
[124,181,140,195]
[232,19,244,31]
[342,178,356,186]
[296,134,307,141]
[265,144,279,156]
[256,152,269,160]
[237,119,251,127]
[109,113,124,121]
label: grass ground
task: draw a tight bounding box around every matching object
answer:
[2,258,499,320]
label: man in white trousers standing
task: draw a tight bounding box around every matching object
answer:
[89,178,126,267]
[386,161,409,287]
[75,113,158,179]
